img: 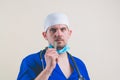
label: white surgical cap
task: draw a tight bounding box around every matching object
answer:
[44,13,70,31]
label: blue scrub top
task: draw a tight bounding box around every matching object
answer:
[17,50,90,80]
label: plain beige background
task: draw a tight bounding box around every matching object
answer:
[0,0,120,80]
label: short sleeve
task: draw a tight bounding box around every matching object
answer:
[17,52,43,80]
[17,58,36,80]
[74,57,90,80]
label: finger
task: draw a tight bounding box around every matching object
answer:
[46,49,58,55]
[46,48,56,53]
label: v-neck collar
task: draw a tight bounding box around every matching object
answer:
[52,53,78,79]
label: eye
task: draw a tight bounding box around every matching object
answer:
[50,28,56,33]
[61,27,66,32]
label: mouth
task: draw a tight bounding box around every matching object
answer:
[55,39,63,42]
[54,40,63,45]
[54,37,64,44]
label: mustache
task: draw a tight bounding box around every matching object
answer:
[55,37,63,41]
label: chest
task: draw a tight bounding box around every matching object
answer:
[57,56,73,78]
[48,59,79,80]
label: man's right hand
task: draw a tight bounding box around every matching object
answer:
[45,48,59,73]
[35,48,59,80]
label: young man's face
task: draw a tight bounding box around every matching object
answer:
[43,24,72,49]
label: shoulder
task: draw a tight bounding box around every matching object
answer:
[72,56,90,80]
[23,51,40,61]
[18,51,43,79]
[72,56,88,71]
[21,51,41,67]
[73,56,86,66]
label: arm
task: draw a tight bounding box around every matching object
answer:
[35,66,53,80]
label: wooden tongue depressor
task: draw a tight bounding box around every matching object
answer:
[53,41,57,49]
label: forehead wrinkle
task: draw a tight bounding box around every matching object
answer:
[46,24,69,32]
[51,25,67,29]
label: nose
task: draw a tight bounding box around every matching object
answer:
[55,29,62,36]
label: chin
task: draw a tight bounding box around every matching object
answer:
[57,44,66,50]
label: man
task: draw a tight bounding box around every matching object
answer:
[17,13,90,80]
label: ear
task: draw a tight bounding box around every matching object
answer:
[68,30,72,39]
[69,30,72,36]
[42,32,48,40]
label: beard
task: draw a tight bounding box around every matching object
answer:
[48,36,67,50]
[56,41,66,50]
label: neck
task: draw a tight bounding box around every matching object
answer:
[48,44,70,54]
